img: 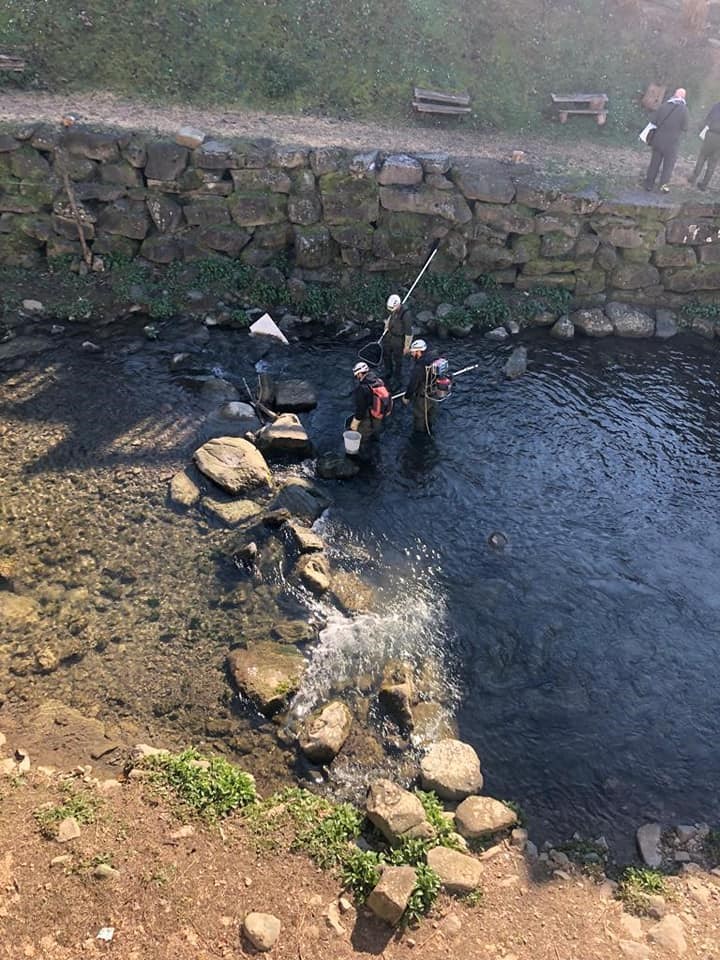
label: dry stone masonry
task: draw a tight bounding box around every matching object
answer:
[4,122,720,312]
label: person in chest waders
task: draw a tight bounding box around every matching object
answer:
[349,361,392,450]
[402,339,451,435]
[384,294,413,382]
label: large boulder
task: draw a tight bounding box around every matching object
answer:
[454,796,518,840]
[426,846,482,895]
[366,865,417,926]
[605,302,655,338]
[571,308,614,338]
[298,700,353,762]
[420,739,483,800]
[227,642,305,717]
[366,779,434,843]
[193,437,271,495]
[255,414,312,457]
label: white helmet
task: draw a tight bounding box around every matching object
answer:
[410,338,427,352]
[353,361,369,377]
[386,294,402,310]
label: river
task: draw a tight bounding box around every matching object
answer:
[2,319,720,854]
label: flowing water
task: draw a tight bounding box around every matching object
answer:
[2,318,720,852]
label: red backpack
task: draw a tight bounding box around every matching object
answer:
[369,379,393,419]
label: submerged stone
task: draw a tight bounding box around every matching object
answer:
[227,642,305,717]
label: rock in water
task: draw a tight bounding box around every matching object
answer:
[550,315,574,339]
[366,779,434,843]
[243,913,281,952]
[274,380,318,412]
[298,700,353,762]
[168,470,200,508]
[503,346,528,380]
[605,302,655,338]
[286,521,324,553]
[295,552,331,594]
[636,822,662,868]
[272,480,329,523]
[315,452,360,480]
[655,309,678,339]
[227,642,305,717]
[202,497,262,527]
[378,660,415,730]
[420,739,483,800]
[366,866,417,926]
[454,796,518,839]
[193,436,271,494]
[572,309,613,337]
[255,413,312,457]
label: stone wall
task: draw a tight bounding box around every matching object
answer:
[2,122,720,309]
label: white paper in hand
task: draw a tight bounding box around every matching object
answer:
[700,125,709,141]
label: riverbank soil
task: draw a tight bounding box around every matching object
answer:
[1,712,719,960]
[0,91,701,192]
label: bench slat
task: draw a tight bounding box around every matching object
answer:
[551,93,608,103]
[413,101,471,115]
[413,86,471,107]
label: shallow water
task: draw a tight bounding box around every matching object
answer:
[2,319,720,851]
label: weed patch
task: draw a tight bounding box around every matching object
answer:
[616,866,667,916]
[34,785,100,839]
[142,748,256,821]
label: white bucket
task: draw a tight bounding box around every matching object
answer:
[343,430,361,455]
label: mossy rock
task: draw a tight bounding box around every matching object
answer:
[0,232,44,267]
[228,191,287,227]
[227,641,306,717]
[319,173,379,225]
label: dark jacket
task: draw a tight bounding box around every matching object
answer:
[702,102,720,134]
[387,304,413,340]
[404,354,435,400]
[651,99,689,152]
[353,373,384,420]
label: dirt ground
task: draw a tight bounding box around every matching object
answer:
[0,90,700,189]
[1,706,719,960]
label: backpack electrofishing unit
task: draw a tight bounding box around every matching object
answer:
[426,357,452,400]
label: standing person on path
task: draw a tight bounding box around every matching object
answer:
[689,100,720,190]
[644,87,689,193]
[349,361,392,451]
[383,294,413,382]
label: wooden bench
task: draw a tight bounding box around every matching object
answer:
[551,92,608,126]
[0,53,26,72]
[412,86,472,117]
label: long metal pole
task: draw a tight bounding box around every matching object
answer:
[378,241,441,343]
[390,362,480,399]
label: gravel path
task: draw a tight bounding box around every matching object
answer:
[0,89,687,186]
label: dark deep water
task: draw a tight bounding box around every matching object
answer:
[287,331,720,848]
[3,321,720,853]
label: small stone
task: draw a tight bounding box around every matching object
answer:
[57,817,81,843]
[673,850,690,862]
[96,779,121,795]
[0,732,5,748]
[682,862,701,874]
[176,126,206,149]
[553,869,571,881]
[647,894,666,919]
[620,914,643,940]
[647,915,687,955]
[619,943,650,960]
[486,326,509,340]
[50,854,72,868]
[675,825,696,844]
[50,324,65,335]
[525,840,538,860]
[169,824,195,840]
[686,879,711,906]
[81,340,101,353]
[243,912,281,951]
[510,827,528,848]
[22,299,44,313]
[338,897,352,914]
[92,863,120,880]
[15,750,30,774]
[324,901,345,936]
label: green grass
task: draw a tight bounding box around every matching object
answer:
[616,866,667,916]
[141,748,257,821]
[0,1,715,135]
[705,829,720,866]
[33,785,101,838]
